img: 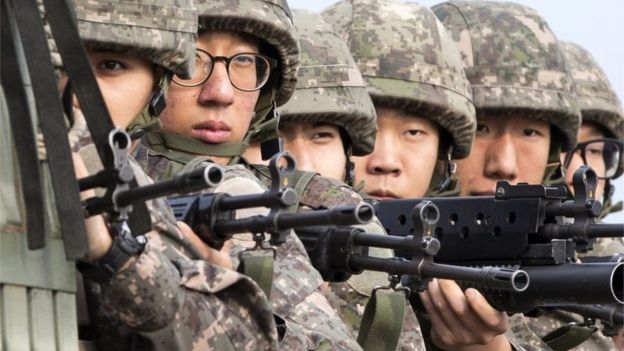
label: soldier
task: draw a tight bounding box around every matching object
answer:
[559,42,623,226]
[263,8,377,186]
[261,9,429,350]
[58,0,281,349]
[322,0,476,200]
[525,41,624,351]
[322,1,544,351]
[433,1,583,350]
[133,0,363,349]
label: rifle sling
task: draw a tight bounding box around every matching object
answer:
[542,324,595,351]
[11,0,88,259]
[357,290,406,351]
[0,0,46,249]
[238,253,274,299]
[43,0,151,235]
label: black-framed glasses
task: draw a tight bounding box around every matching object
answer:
[172,49,277,91]
[563,138,623,179]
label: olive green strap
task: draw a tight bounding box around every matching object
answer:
[542,325,596,351]
[543,143,565,186]
[145,130,247,157]
[357,291,406,351]
[249,116,280,145]
[287,171,317,212]
[180,155,214,173]
[238,253,274,299]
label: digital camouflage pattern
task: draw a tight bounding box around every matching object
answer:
[210,166,362,350]
[507,313,554,351]
[74,0,197,79]
[321,0,476,159]
[136,150,362,350]
[247,164,426,350]
[432,1,581,151]
[194,0,299,106]
[279,9,377,156]
[68,110,280,350]
[560,41,624,178]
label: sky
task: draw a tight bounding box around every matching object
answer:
[289,0,624,223]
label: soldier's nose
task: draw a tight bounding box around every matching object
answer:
[483,135,519,182]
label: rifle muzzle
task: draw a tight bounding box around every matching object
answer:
[482,262,624,312]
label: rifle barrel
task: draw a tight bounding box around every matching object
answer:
[283,203,374,228]
[214,203,374,236]
[348,255,528,292]
[586,223,624,238]
[421,263,529,292]
[559,305,624,326]
[482,263,624,312]
[351,232,422,251]
[217,188,298,210]
[116,165,223,207]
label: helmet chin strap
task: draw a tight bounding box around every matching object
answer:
[542,142,566,186]
[128,73,170,139]
[259,103,283,160]
[432,148,456,193]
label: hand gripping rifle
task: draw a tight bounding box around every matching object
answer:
[74,128,225,282]
[296,201,530,293]
[374,166,624,312]
[168,152,375,250]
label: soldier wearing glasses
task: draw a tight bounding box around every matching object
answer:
[526,41,624,351]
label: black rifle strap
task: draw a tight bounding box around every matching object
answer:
[42,0,151,234]
[0,0,46,249]
[10,0,89,259]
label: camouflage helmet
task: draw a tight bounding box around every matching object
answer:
[194,0,299,107]
[433,1,581,151]
[278,9,377,156]
[74,0,198,79]
[560,41,624,178]
[322,0,476,159]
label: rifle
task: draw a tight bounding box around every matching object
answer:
[168,153,375,249]
[296,201,529,292]
[78,129,224,218]
[373,166,623,312]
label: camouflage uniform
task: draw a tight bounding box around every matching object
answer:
[522,42,624,351]
[320,0,479,349]
[432,2,584,350]
[68,1,281,349]
[134,0,363,349]
[274,9,427,350]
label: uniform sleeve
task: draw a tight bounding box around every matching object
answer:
[506,313,553,351]
[89,232,280,351]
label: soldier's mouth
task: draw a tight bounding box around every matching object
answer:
[192,121,232,143]
[368,190,399,199]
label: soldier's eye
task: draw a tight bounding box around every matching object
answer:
[476,124,489,134]
[96,60,126,74]
[310,131,335,143]
[232,54,255,66]
[404,129,424,137]
[522,128,542,137]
